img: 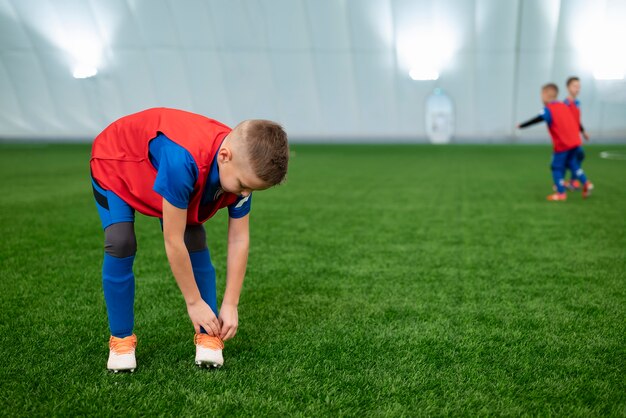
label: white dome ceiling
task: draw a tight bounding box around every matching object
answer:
[0,0,625,141]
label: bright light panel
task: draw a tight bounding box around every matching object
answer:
[571,1,626,81]
[409,68,439,81]
[589,29,626,80]
[593,69,625,81]
[72,66,98,79]
[21,9,105,80]
[396,25,456,82]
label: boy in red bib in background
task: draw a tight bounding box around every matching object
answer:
[91,108,289,371]
[563,76,590,190]
[517,83,593,201]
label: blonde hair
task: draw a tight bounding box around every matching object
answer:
[237,120,289,186]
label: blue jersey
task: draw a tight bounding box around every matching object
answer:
[149,133,251,218]
[563,98,580,108]
[540,104,554,126]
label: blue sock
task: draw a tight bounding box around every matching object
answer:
[189,249,218,334]
[575,168,587,184]
[102,253,135,338]
[551,152,568,194]
[552,169,566,193]
[567,155,588,185]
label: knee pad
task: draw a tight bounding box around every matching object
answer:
[104,222,137,258]
[184,224,207,252]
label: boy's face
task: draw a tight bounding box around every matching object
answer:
[216,141,270,197]
[541,88,557,104]
[567,80,580,97]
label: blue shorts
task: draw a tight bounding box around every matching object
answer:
[551,147,580,171]
[91,177,135,230]
[576,146,585,163]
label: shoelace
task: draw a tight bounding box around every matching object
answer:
[109,334,137,355]
[194,333,224,350]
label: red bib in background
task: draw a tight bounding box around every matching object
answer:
[545,102,581,152]
[565,100,581,131]
[90,107,238,224]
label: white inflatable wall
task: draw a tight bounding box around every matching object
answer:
[0,0,625,142]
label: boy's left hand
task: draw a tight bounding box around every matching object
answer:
[219,303,239,341]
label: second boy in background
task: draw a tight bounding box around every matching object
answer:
[563,76,590,190]
[517,83,593,201]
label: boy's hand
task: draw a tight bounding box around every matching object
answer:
[219,303,239,341]
[583,131,590,141]
[187,299,220,336]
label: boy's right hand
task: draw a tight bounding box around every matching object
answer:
[186,299,221,336]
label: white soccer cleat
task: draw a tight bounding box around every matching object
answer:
[194,333,224,368]
[107,334,137,373]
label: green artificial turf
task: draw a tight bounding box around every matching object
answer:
[0,143,624,416]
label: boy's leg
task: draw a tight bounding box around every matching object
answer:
[103,222,137,337]
[92,178,137,338]
[185,224,224,368]
[567,147,588,185]
[578,146,585,164]
[570,146,585,178]
[567,147,593,198]
[157,220,218,319]
[550,151,568,194]
[567,146,585,185]
[184,225,218,322]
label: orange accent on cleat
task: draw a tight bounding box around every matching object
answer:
[582,181,594,199]
[194,333,224,350]
[109,334,137,355]
[546,192,567,201]
[564,179,581,191]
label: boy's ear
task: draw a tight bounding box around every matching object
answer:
[218,146,232,163]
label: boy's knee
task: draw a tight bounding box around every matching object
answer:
[104,222,137,258]
[184,224,207,252]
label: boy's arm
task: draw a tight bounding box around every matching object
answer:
[162,198,220,336]
[219,214,250,341]
[578,101,590,140]
[517,115,544,129]
[580,123,590,140]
